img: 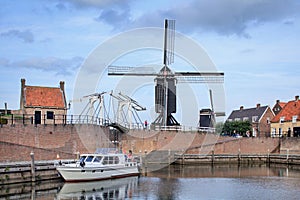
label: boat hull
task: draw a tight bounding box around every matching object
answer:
[57,165,139,182]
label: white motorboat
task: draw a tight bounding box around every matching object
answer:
[56,149,140,182]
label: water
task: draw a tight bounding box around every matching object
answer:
[2,164,300,200]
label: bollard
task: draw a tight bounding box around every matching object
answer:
[30,152,36,182]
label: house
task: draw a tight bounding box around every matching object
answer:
[272,100,287,115]
[227,104,275,137]
[19,79,67,124]
[270,96,300,137]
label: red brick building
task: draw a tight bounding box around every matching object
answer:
[19,79,67,124]
[227,104,275,137]
[271,96,300,137]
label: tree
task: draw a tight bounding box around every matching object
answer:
[222,120,251,136]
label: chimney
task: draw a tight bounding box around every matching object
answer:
[20,78,26,111]
[240,106,244,110]
[295,95,299,101]
[256,103,261,108]
[59,81,65,92]
[4,102,7,115]
[276,100,280,104]
[21,78,26,89]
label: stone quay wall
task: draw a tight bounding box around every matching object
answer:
[1,124,299,163]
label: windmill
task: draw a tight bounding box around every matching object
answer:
[199,89,225,131]
[108,19,224,128]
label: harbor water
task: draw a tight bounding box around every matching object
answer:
[1,164,300,200]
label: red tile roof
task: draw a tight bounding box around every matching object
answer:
[24,86,66,108]
[271,100,300,123]
[278,102,287,108]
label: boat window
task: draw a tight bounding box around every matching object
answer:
[109,156,114,164]
[102,156,119,165]
[93,156,102,163]
[85,156,94,162]
[79,156,86,162]
[115,156,119,164]
[103,156,109,165]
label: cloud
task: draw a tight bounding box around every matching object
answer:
[0,29,34,43]
[132,0,300,37]
[63,0,130,9]
[0,56,83,75]
[60,0,132,29]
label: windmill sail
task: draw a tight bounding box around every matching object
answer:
[163,19,175,66]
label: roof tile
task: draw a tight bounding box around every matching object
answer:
[271,100,300,122]
[24,86,65,108]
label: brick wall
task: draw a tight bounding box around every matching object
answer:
[0,125,284,162]
[0,124,112,162]
[120,131,281,155]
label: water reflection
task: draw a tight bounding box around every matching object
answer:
[145,163,300,179]
[56,176,138,200]
[2,164,300,200]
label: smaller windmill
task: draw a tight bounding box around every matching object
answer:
[108,19,224,128]
[199,89,225,131]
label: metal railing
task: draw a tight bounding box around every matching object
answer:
[0,114,213,132]
[0,114,110,126]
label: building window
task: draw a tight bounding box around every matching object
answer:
[292,115,298,123]
[267,117,270,124]
[235,118,240,121]
[279,128,282,137]
[228,119,232,122]
[252,116,258,122]
[280,117,285,124]
[47,111,54,119]
[271,128,276,137]
[243,117,249,121]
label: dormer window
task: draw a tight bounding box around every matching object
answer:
[292,115,298,123]
[243,117,249,121]
[252,116,258,122]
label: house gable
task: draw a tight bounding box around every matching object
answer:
[271,96,300,123]
[272,100,287,116]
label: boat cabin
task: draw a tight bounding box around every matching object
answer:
[78,154,127,166]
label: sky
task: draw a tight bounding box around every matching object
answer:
[0,0,300,127]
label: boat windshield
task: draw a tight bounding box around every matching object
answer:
[79,156,86,162]
[85,156,94,162]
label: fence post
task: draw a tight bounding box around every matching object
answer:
[23,114,25,125]
[238,148,241,165]
[287,149,289,164]
[30,152,36,182]
[267,149,270,165]
[211,150,215,165]
[11,114,14,125]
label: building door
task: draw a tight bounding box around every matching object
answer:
[293,127,300,137]
[34,111,41,124]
